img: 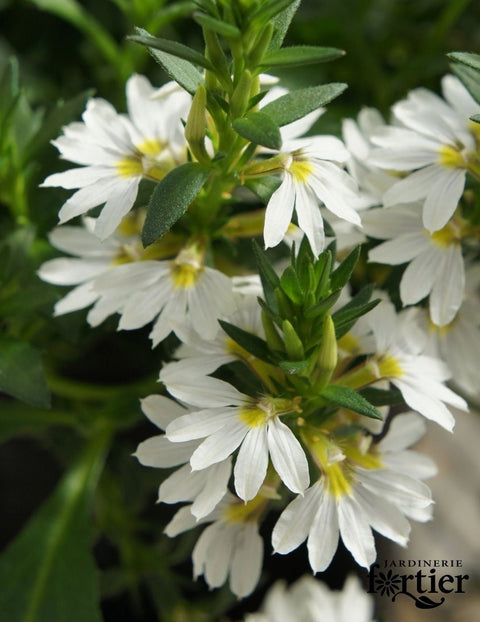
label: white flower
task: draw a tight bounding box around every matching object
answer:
[89,244,237,344]
[41,75,190,239]
[245,574,374,622]
[134,395,231,519]
[363,204,468,325]
[165,493,264,598]
[415,294,480,398]
[37,216,140,316]
[272,413,435,572]
[263,139,361,257]
[369,75,480,232]
[165,376,309,502]
[342,107,395,205]
[362,300,468,431]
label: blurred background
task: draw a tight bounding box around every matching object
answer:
[1,1,479,620]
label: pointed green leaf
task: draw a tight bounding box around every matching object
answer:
[251,0,298,30]
[330,245,361,291]
[219,320,274,363]
[233,112,282,150]
[470,113,480,123]
[305,288,342,318]
[451,63,480,105]
[128,32,213,70]
[0,432,109,622]
[279,359,309,374]
[333,299,380,339]
[193,11,241,38]
[448,51,480,71]
[260,46,345,68]
[135,27,203,95]
[253,240,280,310]
[0,336,50,408]
[142,163,209,246]
[321,385,383,420]
[359,387,403,407]
[280,265,304,305]
[268,0,301,51]
[261,83,347,126]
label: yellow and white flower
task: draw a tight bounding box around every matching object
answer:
[165,376,309,502]
[272,413,435,572]
[369,75,480,232]
[41,75,190,239]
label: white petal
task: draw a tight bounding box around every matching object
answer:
[94,177,140,240]
[368,232,427,266]
[38,258,108,285]
[354,485,410,546]
[356,468,433,509]
[423,168,466,232]
[158,464,203,503]
[41,166,113,189]
[378,412,426,452]
[272,484,322,554]
[203,523,235,589]
[53,282,99,315]
[229,522,264,598]
[140,394,187,430]
[267,418,310,494]
[393,379,455,431]
[264,173,295,249]
[190,420,247,470]
[166,408,237,442]
[307,488,339,572]
[134,435,197,467]
[293,180,325,257]
[338,495,376,568]
[164,505,198,537]
[383,165,443,207]
[400,246,441,305]
[234,426,269,501]
[429,244,465,326]
[191,458,232,518]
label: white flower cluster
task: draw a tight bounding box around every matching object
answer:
[38,70,478,600]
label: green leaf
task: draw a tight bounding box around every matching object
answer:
[304,288,342,318]
[260,46,345,68]
[268,0,301,51]
[142,163,209,246]
[252,240,280,310]
[193,11,241,38]
[321,385,383,420]
[451,63,480,105]
[448,51,480,71]
[333,299,380,339]
[329,245,361,291]
[261,83,347,126]
[251,0,298,30]
[134,28,203,95]
[233,112,282,150]
[359,387,403,407]
[280,265,304,305]
[470,113,480,123]
[128,32,213,70]
[244,175,281,203]
[279,359,309,374]
[0,336,50,408]
[0,430,109,622]
[219,320,274,363]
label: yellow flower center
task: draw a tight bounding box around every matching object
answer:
[138,138,163,158]
[170,262,202,289]
[378,354,404,379]
[116,157,144,178]
[224,495,265,524]
[438,144,466,169]
[290,159,313,183]
[429,221,461,247]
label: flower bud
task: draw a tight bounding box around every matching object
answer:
[282,319,304,361]
[314,315,338,390]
